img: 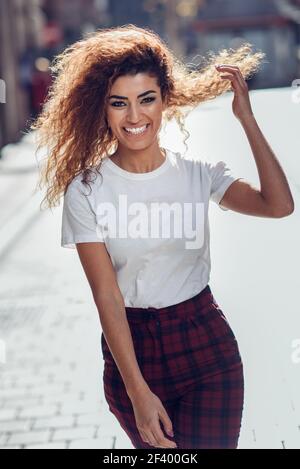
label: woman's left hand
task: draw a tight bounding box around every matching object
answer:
[215,64,254,123]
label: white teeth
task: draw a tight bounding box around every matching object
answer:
[124,125,148,135]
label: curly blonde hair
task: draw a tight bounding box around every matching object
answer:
[30,23,265,209]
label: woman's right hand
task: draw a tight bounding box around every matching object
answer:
[130,389,177,448]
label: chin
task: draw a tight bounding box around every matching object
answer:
[125,143,150,151]
[121,136,155,149]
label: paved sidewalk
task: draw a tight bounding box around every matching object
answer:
[0,132,43,262]
[0,203,133,449]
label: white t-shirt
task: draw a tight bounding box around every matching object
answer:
[61,148,241,308]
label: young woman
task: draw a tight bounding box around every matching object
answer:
[31,24,294,449]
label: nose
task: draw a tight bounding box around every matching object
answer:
[126,103,141,123]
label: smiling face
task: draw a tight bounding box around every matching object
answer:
[106,72,166,152]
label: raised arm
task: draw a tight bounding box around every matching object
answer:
[215,64,294,217]
[75,241,149,399]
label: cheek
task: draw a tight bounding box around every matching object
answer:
[148,106,163,122]
[152,111,163,128]
[107,112,122,129]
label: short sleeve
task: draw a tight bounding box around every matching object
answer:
[205,160,241,211]
[61,179,104,249]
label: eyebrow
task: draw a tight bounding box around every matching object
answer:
[108,90,157,100]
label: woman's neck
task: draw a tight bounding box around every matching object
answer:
[109,147,166,173]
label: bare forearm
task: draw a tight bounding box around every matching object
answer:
[240,115,294,214]
[95,293,149,399]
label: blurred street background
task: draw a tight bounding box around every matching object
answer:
[0,0,300,449]
[1,0,300,147]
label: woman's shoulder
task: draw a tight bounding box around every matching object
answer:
[171,150,209,177]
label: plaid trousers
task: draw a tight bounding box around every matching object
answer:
[101,284,244,449]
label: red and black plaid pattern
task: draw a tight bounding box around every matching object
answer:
[101,284,244,449]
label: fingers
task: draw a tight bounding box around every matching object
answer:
[215,64,248,90]
[158,406,174,437]
[140,429,155,447]
[147,428,159,447]
[136,396,177,448]
[141,422,177,448]
[141,424,176,448]
[220,74,238,92]
[142,430,176,448]
[154,407,177,448]
[152,425,177,448]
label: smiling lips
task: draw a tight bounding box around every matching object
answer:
[123,124,150,136]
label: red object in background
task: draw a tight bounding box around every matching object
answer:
[43,21,63,48]
[31,70,52,113]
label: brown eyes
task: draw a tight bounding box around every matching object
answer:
[110,97,156,107]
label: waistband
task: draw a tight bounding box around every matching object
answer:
[125,284,216,323]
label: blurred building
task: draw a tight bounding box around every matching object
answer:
[0,0,44,148]
[109,0,151,29]
[188,0,300,88]
[41,0,110,46]
[0,0,110,150]
[107,0,300,89]
[1,0,299,149]
[108,0,184,55]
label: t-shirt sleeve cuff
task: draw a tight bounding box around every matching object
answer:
[61,235,105,249]
[211,176,243,211]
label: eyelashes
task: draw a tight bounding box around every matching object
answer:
[110,97,156,107]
